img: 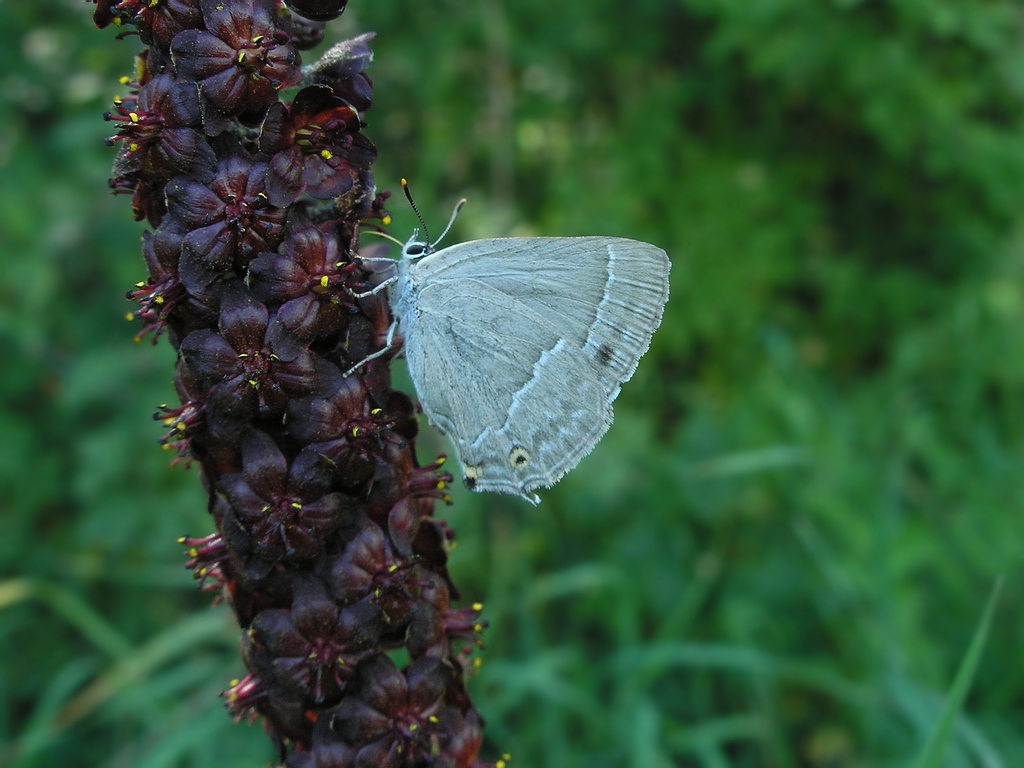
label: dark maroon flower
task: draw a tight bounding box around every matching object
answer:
[180,285,341,436]
[180,532,229,593]
[171,0,301,132]
[92,0,204,46]
[218,430,355,568]
[260,86,377,207]
[247,216,362,341]
[128,217,219,345]
[326,654,453,766]
[106,74,216,185]
[126,232,186,346]
[324,522,421,628]
[109,158,169,226]
[407,456,454,504]
[285,0,348,23]
[166,152,286,289]
[287,376,411,489]
[440,707,485,768]
[155,395,205,468]
[281,13,327,50]
[242,576,384,705]
[223,672,268,721]
[304,33,375,113]
[91,0,118,29]
[288,718,359,768]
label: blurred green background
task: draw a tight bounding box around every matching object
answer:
[2,0,1024,766]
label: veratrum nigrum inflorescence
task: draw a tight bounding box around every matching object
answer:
[92,1,500,765]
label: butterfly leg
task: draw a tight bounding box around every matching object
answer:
[349,274,397,299]
[342,318,399,377]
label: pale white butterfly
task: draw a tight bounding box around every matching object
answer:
[352,181,670,504]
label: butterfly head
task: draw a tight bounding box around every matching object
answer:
[399,178,465,262]
[401,230,432,261]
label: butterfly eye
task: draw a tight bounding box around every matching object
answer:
[404,242,427,258]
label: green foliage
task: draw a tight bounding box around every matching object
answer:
[2,0,1023,766]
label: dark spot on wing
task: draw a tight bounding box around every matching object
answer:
[510,445,530,466]
[463,475,476,490]
[596,344,614,367]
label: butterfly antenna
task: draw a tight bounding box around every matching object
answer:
[401,178,430,244]
[360,229,405,248]
[432,197,467,249]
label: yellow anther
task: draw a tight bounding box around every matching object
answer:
[382,215,392,226]
[388,564,398,573]
[320,149,333,160]
[154,296,164,304]
[291,502,302,510]
[129,112,139,122]
[428,715,439,724]
[472,602,483,611]
[114,95,123,103]
[370,408,382,415]
[320,275,330,288]
[125,312,135,321]
[474,657,482,669]
[177,536,186,544]
[352,427,360,437]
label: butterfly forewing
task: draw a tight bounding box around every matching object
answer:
[414,237,669,395]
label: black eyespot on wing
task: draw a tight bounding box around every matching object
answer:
[510,446,530,466]
[596,344,614,367]
[463,475,477,490]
